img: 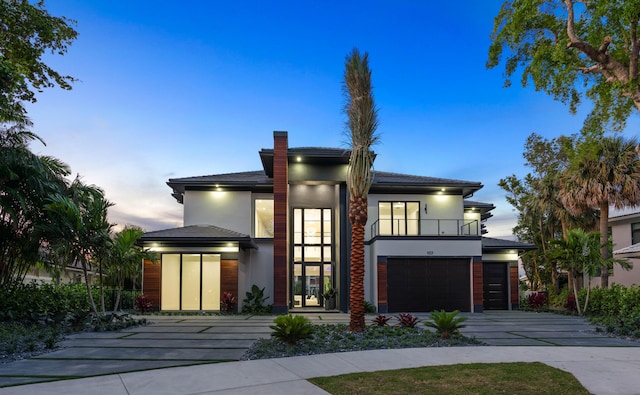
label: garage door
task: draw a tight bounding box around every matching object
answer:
[482,262,508,310]
[387,258,470,312]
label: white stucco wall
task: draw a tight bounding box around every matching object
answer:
[183,190,252,234]
[609,212,640,287]
[372,238,482,257]
[238,240,275,309]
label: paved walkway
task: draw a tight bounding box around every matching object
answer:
[1,311,639,394]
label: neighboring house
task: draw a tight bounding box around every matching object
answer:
[138,132,534,313]
[609,207,640,286]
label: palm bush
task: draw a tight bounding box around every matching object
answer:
[269,314,315,345]
[424,310,468,339]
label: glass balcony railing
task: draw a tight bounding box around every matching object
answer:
[370,219,480,238]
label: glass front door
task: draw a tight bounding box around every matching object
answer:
[292,208,333,308]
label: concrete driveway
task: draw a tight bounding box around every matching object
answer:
[0,311,637,388]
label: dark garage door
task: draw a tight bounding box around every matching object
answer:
[387,258,470,312]
[483,262,508,310]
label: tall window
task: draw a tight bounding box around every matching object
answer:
[632,222,640,245]
[161,254,221,310]
[255,199,274,238]
[378,201,420,235]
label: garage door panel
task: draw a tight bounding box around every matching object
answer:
[387,258,470,312]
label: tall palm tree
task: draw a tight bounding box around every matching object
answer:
[560,135,640,287]
[0,122,70,289]
[548,229,601,315]
[343,49,379,332]
[107,226,155,312]
[45,177,113,316]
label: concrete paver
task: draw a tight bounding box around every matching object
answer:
[1,311,639,394]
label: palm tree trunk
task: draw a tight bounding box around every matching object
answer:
[82,263,99,317]
[349,196,367,332]
[572,269,582,316]
[599,202,609,288]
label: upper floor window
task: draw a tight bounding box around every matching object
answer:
[378,201,420,235]
[632,222,640,245]
[254,199,274,238]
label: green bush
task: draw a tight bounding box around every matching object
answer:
[242,285,272,314]
[0,282,90,326]
[424,310,468,339]
[269,314,314,345]
[584,284,640,337]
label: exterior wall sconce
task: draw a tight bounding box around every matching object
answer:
[424,203,428,214]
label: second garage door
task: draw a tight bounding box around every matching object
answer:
[387,258,470,312]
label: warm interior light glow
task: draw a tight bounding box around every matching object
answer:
[296,156,302,162]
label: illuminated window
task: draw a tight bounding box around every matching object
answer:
[254,199,274,238]
[160,254,221,311]
[378,201,420,235]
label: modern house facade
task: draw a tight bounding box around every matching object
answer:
[138,132,533,313]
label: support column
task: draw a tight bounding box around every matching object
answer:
[472,256,484,313]
[272,131,289,313]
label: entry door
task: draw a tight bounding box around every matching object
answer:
[483,262,509,310]
[292,208,333,308]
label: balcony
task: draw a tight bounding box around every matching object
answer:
[370,219,480,238]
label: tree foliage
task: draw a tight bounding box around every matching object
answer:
[488,0,640,132]
[0,122,69,288]
[343,48,379,332]
[560,134,640,287]
[0,0,78,122]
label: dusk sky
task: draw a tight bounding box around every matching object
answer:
[26,1,639,239]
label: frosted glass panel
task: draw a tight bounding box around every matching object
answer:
[201,254,220,310]
[161,254,180,310]
[304,246,321,262]
[181,254,200,310]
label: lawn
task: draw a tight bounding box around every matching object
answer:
[309,362,590,395]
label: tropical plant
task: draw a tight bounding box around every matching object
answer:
[0,123,70,289]
[363,300,377,314]
[220,291,237,313]
[241,284,272,314]
[343,48,380,332]
[396,313,420,328]
[560,135,640,287]
[371,314,392,327]
[526,292,549,309]
[488,0,640,133]
[106,226,155,312]
[134,294,153,313]
[0,0,78,123]
[424,310,468,340]
[269,314,314,345]
[547,229,630,315]
[322,286,336,301]
[44,177,114,317]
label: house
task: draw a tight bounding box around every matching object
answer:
[138,132,534,313]
[609,207,640,286]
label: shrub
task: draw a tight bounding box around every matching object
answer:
[269,314,314,345]
[565,293,577,312]
[424,310,467,339]
[526,292,548,309]
[242,285,272,314]
[372,314,392,327]
[220,292,237,313]
[363,300,377,314]
[134,294,153,313]
[396,313,420,328]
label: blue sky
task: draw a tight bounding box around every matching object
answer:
[26,1,638,238]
